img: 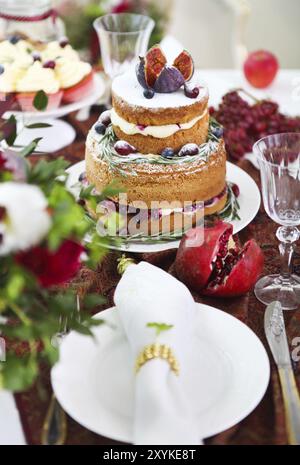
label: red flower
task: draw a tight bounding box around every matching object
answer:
[111,1,131,14]
[0,152,6,170]
[16,240,84,288]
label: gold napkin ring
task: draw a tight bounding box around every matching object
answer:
[135,343,180,376]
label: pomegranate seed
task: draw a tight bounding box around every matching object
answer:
[229,248,238,256]
[215,259,223,270]
[225,255,234,265]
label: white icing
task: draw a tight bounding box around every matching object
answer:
[55,58,92,89]
[16,61,60,94]
[0,63,27,92]
[112,70,208,109]
[41,41,80,62]
[111,107,207,138]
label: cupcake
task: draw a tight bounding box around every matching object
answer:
[15,61,62,111]
[55,58,94,103]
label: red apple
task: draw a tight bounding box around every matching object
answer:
[244,50,279,89]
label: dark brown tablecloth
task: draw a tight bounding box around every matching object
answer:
[14,110,300,445]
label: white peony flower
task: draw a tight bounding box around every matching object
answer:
[0,182,51,256]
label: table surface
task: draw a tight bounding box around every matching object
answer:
[1,69,300,446]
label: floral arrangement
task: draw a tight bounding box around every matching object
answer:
[55,0,172,62]
[0,95,117,392]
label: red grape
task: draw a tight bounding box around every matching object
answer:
[210,90,300,161]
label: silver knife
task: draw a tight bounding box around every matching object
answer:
[264,301,300,445]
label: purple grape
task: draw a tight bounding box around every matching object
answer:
[231,183,240,198]
[179,143,199,157]
[114,141,137,156]
[99,110,111,127]
[184,83,200,99]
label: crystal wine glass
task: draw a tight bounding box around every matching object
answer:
[254,133,300,310]
[93,13,154,79]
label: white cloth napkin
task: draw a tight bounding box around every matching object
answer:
[114,262,201,445]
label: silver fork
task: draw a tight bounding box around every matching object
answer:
[41,295,81,445]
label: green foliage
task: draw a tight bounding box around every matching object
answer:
[33,90,48,111]
[147,322,174,337]
[20,138,43,157]
[0,136,120,392]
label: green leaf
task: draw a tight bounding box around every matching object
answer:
[28,158,69,186]
[1,354,38,392]
[42,337,59,365]
[6,273,25,300]
[33,90,48,111]
[146,322,174,337]
[19,138,43,157]
[25,122,52,129]
[79,183,95,200]
[82,293,106,309]
[3,115,17,146]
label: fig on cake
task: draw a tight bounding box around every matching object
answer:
[136,45,195,97]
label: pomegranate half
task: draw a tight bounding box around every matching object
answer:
[175,222,264,298]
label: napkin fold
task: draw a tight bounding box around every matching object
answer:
[114,262,201,445]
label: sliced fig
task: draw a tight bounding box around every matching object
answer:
[173,50,194,81]
[175,221,264,298]
[136,57,148,89]
[154,66,185,93]
[144,45,167,88]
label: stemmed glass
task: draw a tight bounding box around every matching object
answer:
[254,133,300,310]
[93,13,155,79]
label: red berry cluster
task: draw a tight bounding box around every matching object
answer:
[210,90,300,160]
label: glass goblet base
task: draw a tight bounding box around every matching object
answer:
[254,274,300,310]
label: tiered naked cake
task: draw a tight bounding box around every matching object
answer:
[85,46,227,235]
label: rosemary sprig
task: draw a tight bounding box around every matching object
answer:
[218,183,241,221]
[96,119,222,177]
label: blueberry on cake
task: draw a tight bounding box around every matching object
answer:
[85,46,228,235]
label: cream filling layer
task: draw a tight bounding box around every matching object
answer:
[111,108,208,139]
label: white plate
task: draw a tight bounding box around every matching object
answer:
[66,160,261,253]
[4,74,105,122]
[12,118,76,153]
[51,304,270,443]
